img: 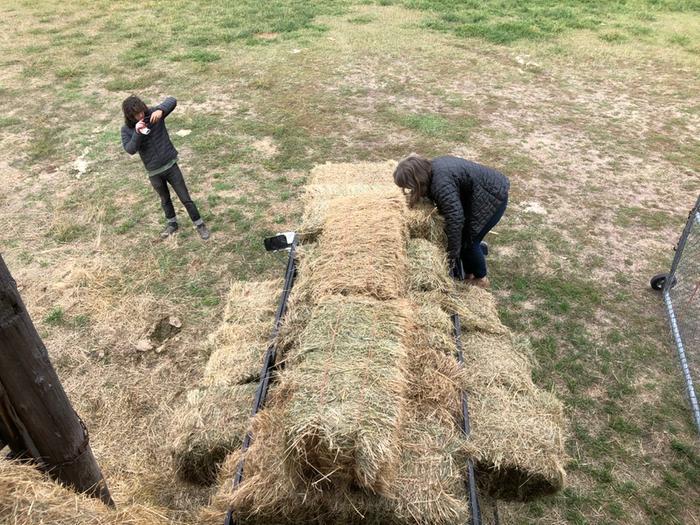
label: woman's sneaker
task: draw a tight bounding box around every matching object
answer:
[161,223,179,238]
[196,223,210,240]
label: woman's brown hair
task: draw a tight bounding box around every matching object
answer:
[393,154,432,208]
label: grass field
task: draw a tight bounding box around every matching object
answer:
[1,0,699,523]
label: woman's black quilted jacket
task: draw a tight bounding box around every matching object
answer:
[428,156,510,260]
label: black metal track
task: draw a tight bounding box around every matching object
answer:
[452,311,482,525]
[225,237,298,525]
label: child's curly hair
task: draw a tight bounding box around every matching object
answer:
[122,95,148,128]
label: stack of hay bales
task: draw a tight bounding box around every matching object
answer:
[407,202,566,502]
[202,161,565,523]
[170,280,281,485]
[0,459,168,524]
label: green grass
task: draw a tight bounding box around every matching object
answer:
[44,306,65,326]
[403,0,697,44]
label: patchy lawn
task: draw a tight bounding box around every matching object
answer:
[0,0,698,523]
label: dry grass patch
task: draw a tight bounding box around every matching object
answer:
[0,459,168,525]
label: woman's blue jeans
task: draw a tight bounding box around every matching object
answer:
[460,196,508,279]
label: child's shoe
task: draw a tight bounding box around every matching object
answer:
[196,223,210,240]
[161,223,179,238]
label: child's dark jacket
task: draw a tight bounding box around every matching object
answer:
[121,97,178,172]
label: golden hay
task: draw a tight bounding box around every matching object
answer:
[204,309,473,525]
[464,385,567,501]
[407,238,452,293]
[222,279,283,325]
[460,332,535,392]
[307,160,398,186]
[301,195,408,301]
[405,202,446,248]
[170,383,258,485]
[204,404,394,525]
[0,459,168,525]
[205,403,470,525]
[205,279,282,387]
[301,183,399,234]
[403,343,463,417]
[204,325,269,387]
[300,160,400,233]
[443,283,509,335]
[282,295,410,493]
[409,291,456,354]
[410,284,566,502]
[391,414,470,525]
[274,245,316,358]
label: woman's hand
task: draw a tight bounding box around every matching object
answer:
[149,109,164,124]
[135,120,147,134]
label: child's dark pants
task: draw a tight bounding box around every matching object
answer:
[460,196,508,279]
[148,164,201,224]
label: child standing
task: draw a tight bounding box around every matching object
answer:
[121,95,210,240]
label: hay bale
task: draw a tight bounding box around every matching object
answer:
[406,202,446,248]
[206,279,282,388]
[407,238,451,293]
[391,309,470,525]
[302,195,408,301]
[205,326,268,387]
[217,280,283,327]
[464,385,567,501]
[300,161,399,234]
[392,414,470,525]
[409,291,455,354]
[171,383,257,485]
[410,290,566,502]
[282,295,410,493]
[206,405,470,525]
[443,283,509,335]
[274,245,316,359]
[302,183,399,233]
[203,404,393,525]
[203,303,473,525]
[0,459,168,525]
[461,332,535,392]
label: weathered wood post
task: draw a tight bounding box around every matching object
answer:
[0,255,113,506]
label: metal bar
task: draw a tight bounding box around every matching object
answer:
[226,237,298,525]
[452,312,482,525]
[663,290,700,434]
[664,195,700,293]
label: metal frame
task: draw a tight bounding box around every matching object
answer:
[661,195,700,434]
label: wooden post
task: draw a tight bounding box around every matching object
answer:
[0,255,113,506]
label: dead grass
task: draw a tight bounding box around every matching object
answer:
[0,1,698,523]
[0,459,169,525]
